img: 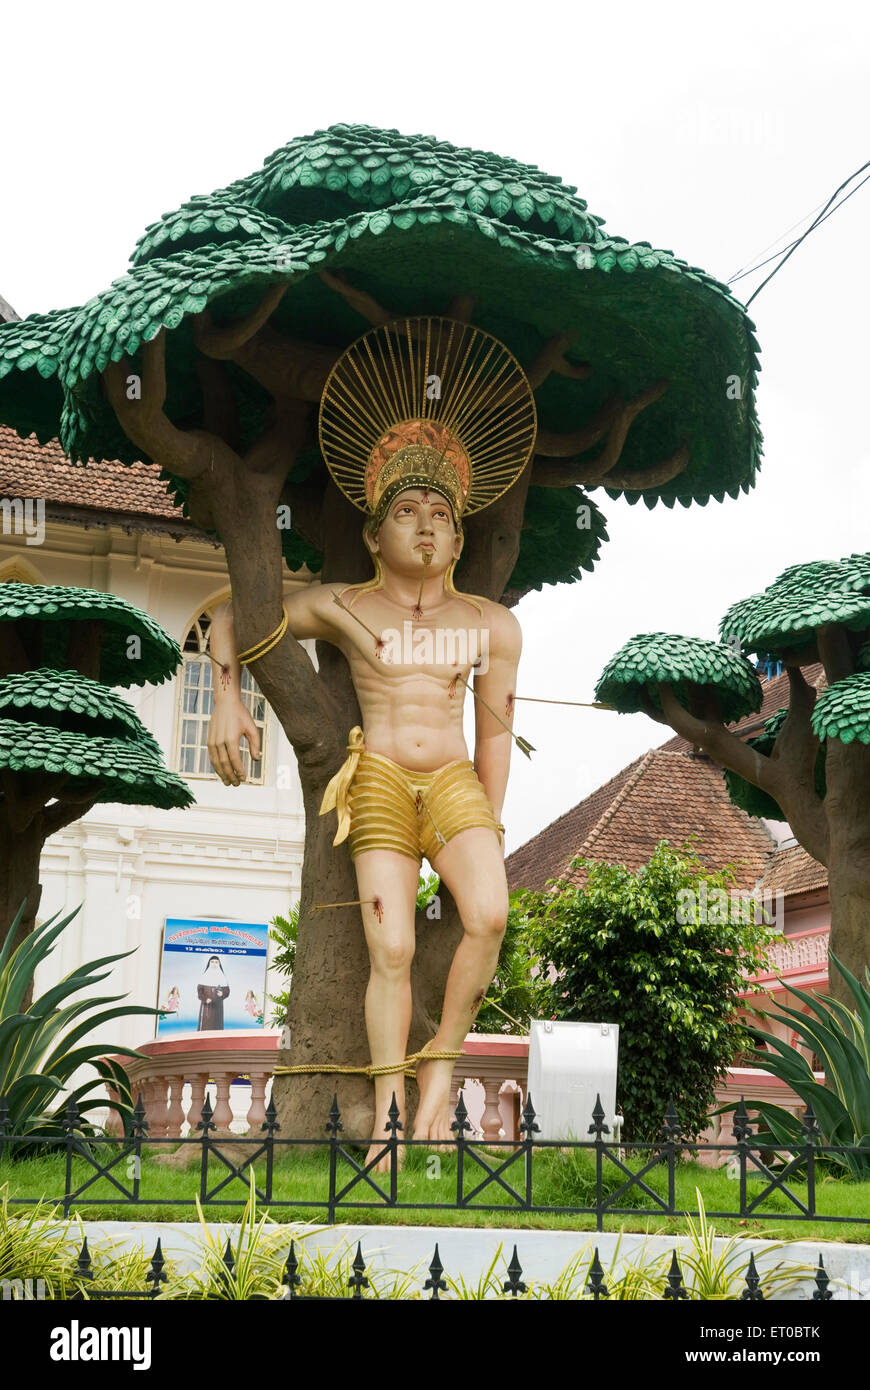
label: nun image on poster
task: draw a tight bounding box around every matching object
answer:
[156,919,269,1037]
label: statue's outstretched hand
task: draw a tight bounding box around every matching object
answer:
[207,700,261,786]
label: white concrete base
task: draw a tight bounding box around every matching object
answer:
[62,1220,870,1299]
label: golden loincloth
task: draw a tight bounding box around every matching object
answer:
[320,726,501,864]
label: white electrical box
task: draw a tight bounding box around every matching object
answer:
[527,1020,620,1142]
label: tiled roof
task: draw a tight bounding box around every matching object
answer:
[506,747,776,893]
[761,844,828,897]
[0,425,197,534]
[505,756,645,892]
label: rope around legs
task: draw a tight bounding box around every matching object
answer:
[272,1045,464,1081]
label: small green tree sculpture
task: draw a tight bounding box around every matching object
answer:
[597,553,870,1005]
[0,582,193,951]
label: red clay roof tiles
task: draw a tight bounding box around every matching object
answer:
[0,425,190,529]
[506,747,777,893]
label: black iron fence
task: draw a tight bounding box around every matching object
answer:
[2,1232,839,1301]
[1,1088,868,1232]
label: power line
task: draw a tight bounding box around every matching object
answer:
[729,170,870,287]
[730,158,870,308]
[728,195,829,284]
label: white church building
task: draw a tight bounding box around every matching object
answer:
[0,423,310,1052]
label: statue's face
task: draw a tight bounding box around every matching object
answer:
[366,487,462,578]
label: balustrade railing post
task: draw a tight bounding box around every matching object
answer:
[480,1076,503,1143]
[212,1071,233,1130]
[166,1074,185,1138]
[247,1071,268,1132]
[187,1073,207,1136]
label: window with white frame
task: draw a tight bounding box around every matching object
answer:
[176,609,267,783]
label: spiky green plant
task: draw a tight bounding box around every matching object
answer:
[441,1243,531,1300]
[716,951,870,1179]
[0,901,157,1149]
[165,1170,294,1300]
[68,1228,168,1300]
[289,1242,421,1300]
[537,1234,665,1300]
[677,1188,815,1299]
[0,1182,76,1296]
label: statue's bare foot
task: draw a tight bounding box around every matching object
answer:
[413,1106,454,1149]
[364,1129,405,1175]
[415,1053,456,1149]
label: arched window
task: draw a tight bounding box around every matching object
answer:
[0,558,41,584]
[175,608,267,784]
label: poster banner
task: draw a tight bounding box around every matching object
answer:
[156,918,269,1037]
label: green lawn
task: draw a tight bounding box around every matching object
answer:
[2,1140,869,1242]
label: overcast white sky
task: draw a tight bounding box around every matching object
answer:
[3,2,868,850]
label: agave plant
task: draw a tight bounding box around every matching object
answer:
[716,950,870,1179]
[0,899,157,1149]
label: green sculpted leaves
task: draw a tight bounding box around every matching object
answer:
[721,554,870,659]
[0,669,162,753]
[812,672,870,746]
[0,582,181,687]
[595,632,763,724]
[0,123,764,588]
[0,719,193,809]
[503,487,609,593]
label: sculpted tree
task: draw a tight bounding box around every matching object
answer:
[596,554,870,1006]
[0,583,193,953]
[0,124,761,1136]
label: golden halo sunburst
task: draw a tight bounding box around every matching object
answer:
[318,316,537,525]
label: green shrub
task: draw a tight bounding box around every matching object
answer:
[522,842,777,1142]
[267,904,298,1027]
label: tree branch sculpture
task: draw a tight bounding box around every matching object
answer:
[597,555,870,1004]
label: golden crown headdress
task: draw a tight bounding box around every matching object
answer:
[319,316,537,528]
